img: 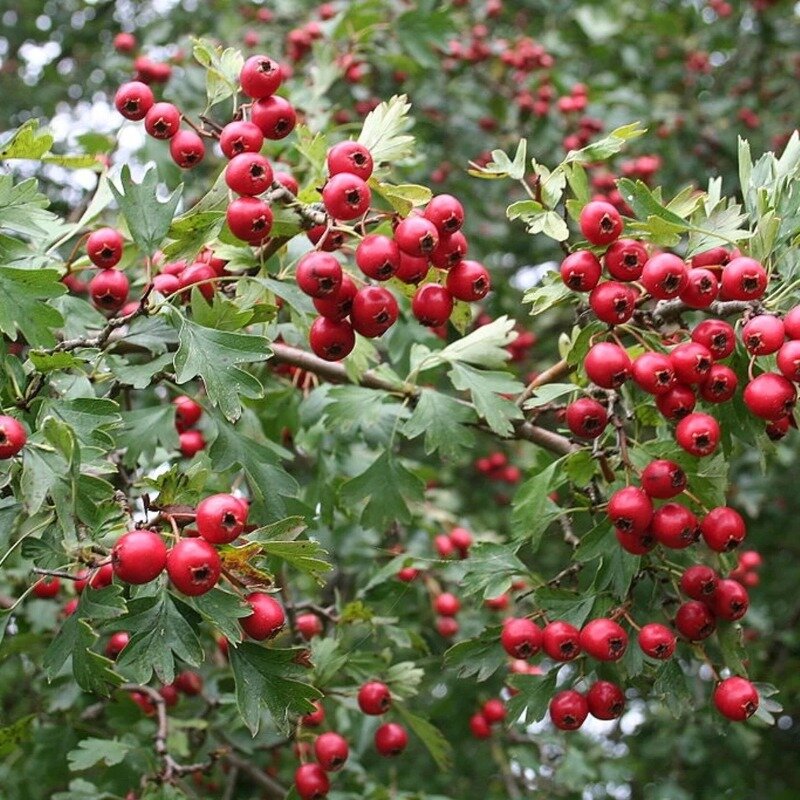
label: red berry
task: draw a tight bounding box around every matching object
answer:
[175,670,203,695]
[85,563,113,590]
[179,430,205,457]
[446,259,491,301]
[607,486,652,535]
[777,340,800,382]
[675,412,720,456]
[412,284,453,327]
[743,373,797,420]
[434,534,455,558]
[178,262,217,301]
[691,247,730,268]
[87,227,124,269]
[641,253,688,299]
[784,306,800,339]
[309,317,356,361]
[226,196,273,242]
[274,170,299,195]
[638,622,676,659]
[701,506,746,552]
[549,689,589,730]
[589,281,636,325]
[144,102,181,139]
[449,527,473,553]
[294,763,330,800]
[296,252,343,298]
[710,578,749,621]
[169,130,205,169]
[111,530,168,584]
[691,319,735,360]
[500,617,542,659]
[219,120,264,159]
[375,722,408,757]
[681,565,719,600]
[469,712,492,738]
[397,566,420,582]
[312,275,357,322]
[579,201,623,246]
[424,194,465,234]
[679,267,719,308]
[481,698,506,724]
[542,621,582,661]
[350,286,398,338]
[396,252,430,284]
[105,631,130,659]
[434,592,460,617]
[357,681,392,715]
[604,239,648,281]
[742,315,784,356]
[580,618,628,661]
[586,680,625,720]
[714,676,758,721]
[632,351,676,395]
[395,216,440,257]
[565,397,608,439]
[615,528,656,555]
[675,600,716,641]
[641,459,686,499]
[327,141,374,180]
[302,700,325,727]
[241,591,285,640]
[0,416,27,459]
[307,225,346,252]
[314,731,349,771]
[355,235,400,280]
[584,342,631,388]
[159,683,179,707]
[114,81,154,120]
[656,384,696,419]
[560,250,602,291]
[251,95,297,139]
[322,173,371,220]
[173,396,202,432]
[739,550,762,570]
[652,503,699,549]
[89,269,129,312]
[166,538,221,596]
[113,32,137,53]
[225,153,274,196]
[297,613,324,640]
[430,231,468,269]
[669,342,713,385]
[196,493,248,545]
[240,55,283,99]
[153,273,180,295]
[721,257,767,300]
[699,364,738,403]
[436,616,459,638]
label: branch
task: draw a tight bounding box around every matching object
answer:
[516,358,572,408]
[651,298,758,324]
[222,752,286,798]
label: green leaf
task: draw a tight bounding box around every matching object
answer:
[395,703,453,771]
[523,383,577,409]
[507,200,544,220]
[0,267,66,346]
[173,314,271,422]
[340,451,424,529]
[564,122,646,164]
[0,120,53,160]
[0,175,64,239]
[617,178,688,227]
[109,164,182,256]
[533,588,595,626]
[563,449,599,486]
[444,625,506,681]
[369,180,432,215]
[652,660,692,717]
[448,363,523,436]
[402,389,476,460]
[192,39,244,109]
[470,139,527,181]
[457,542,527,599]
[182,588,248,644]
[511,458,568,547]
[575,521,615,562]
[421,315,517,370]
[506,670,558,723]
[118,405,180,466]
[523,275,574,315]
[595,547,641,599]
[357,95,415,164]
[257,539,331,585]
[230,643,322,736]
[67,738,131,771]
[396,6,455,67]
[0,715,34,757]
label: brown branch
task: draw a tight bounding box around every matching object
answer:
[651,298,758,324]
[516,358,573,408]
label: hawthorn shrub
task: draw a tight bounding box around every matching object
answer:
[1,2,799,800]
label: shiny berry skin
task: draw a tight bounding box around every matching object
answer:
[314,732,349,771]
[395,216,440,257]
[166,538,221,596]
[579,201,623,246]
[105,631,130,659]
[173,396,202,431]
[294,763,330,800]
[608,486,653,535]
[681,565,719,600]
[699,364,738,403]
[777,340,800,382]
[641,253,688,299]
[219,120,264,159]
[641,459,686,499]
[565,397,608,439]
[33,576,60,598]
[327,141,373,180]
[313,274,357,321]
[309,317,355,361]
[307,225,346,252]
[240,54,283,99]
[447,259,491,301]
[560,250,602,291]
[604,239,648,281]
[113,32,137,52]
[350,286,398,338]
[638,623,676,659]
[436,616,459,638]
[357,681,392,715]
[241,592,285,640]
[159,684,179,707]
[675,600,716,641]
[691,319,736,360]
[297,613,324,640]
[584,342,631,388]
[196,493,248,545]
[87,227,124,269]
[114,81,154,120]
[153,273,180,295]
[169,130,205,169]
[434,534,454,558]
[580,618,628,661]
[615,528,656,555]
[482,698,506,724]
[656,385,696,420]
[743,373,797,420]
[226,196,273,243]
[500,617,542,658]
[701,506,746,552]
[412,284,453,327]
[322,173,371,220]
[470,712,492,738]
[89,269,129,312]
[586,680,625,720]
[542,621,582,661]
[652,503,699,549]
[296,252,343,298]
[710,578,749,621]
[175,670,203,695]
[0,416,27,459]
[275,171,299,195]
[302,701,325,727]
[743,315,785,356]
[144,102,181,139]
[679,268,719,308]
[111,530,168,584]
[397,566,420,582]
[178,261,217,301]
[424,194,465,234]
[85,563,113,591]
[449,527,473,553]
[721,257,767,300]
[355,235,400,280]
[396,252,430,284]
[430,231,468,269]
[589,281,636,325]
[632,351,676,395]
[434,592,460,617]
[691,247,730,268]
[251,95,297,139]
[714,676,759,721]
[675,412,720,456]
[225,152,273,196]
[375,722,408,757]
[549,689,589,730]
[784,306,800,339]
[739,550,762,570]
[179,430,206,457]
[669,342,713,385]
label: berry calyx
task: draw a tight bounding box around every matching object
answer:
[680,565,719,600]
[355,234,400,280]
[314,732,349,771]
[637,623,676,659]
[675,600,716,641]
[565,397,609,439]
[584,342,631,389]
[675,412,720,456]
[225,152,274,196]
[560,250,602,291]
[604,239,648,281]
[86,227,124,269]
[240,54,283,99]
[412,284,453,327]
[294,763,330,800]
[700,506,746,552]
[114,81,154,120]
[743,373,797,420]
[296,252,343,298]
[579,200,623,246]
[166,538,221,596]
[641,459,686,499]
[500,617,543,659]
[714,676,759,721]
[226,196,273,243]
[350,286,398,338]
[327,141,374,180]
[580,618,628,661]
[196,493,248,545]
[549,689,589,730]
[607,486,653,535]
[309,317,356,361]
[542,620,582,661]
[322,173,372,220]
[446,259,491,301]
[169,130,206,169]
[586,680,625,720]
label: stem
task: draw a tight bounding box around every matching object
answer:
[516,358,572,408]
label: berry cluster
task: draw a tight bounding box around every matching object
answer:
[474,451,522,484]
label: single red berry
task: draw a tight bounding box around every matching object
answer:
[240,54,283,99]
[0,416,27,459]
[641,253,688,299]
[679,267,719,308]
[397,566,420,582]
[173,396,202,432]
[565,397,608,439]
[355,235,400,280]
[449,527,473,553]
[739,550,762,570]
[87,227,124,269]
[669,342,713,385]
[307,225,346,252]
[105,631,130,659]
[251,95,297,139]
[691,247,730,268]
[179,430,205,457]
[153,273,180,295]
[470,712,492,738]
[714,676,759,721]
[396,252,430,284]
[656,384,697,419]
[549,689,589,730]
[241,591,285,640]
[375,722,408,757]
[111,530,168,584]
[434,592,460,617]
[313,275,357,321]
[322,173,371,220]
[350,286,398,337]
[560,250,602,291]
[580,618,628,661]
[395,216,440,257]
[302,700,325,727]
[641,459,686,499]
[691,319,735,360]
[225,152,274,196]
[579,201,623,246]
[710,578,749,621]
[89,269,129,312]
[607,486,653,535]
[586,680,625,720]
[542,620,582,661]
[743,373,797,420]
[412,284,453,327]
[174,670,203,695]
[327,141,374,180]
[434,534,454,558]
[144,102,181,139]
[436,616,459,638]
[446,259,491,301]
[169,130,205,169]
[615,528,656,555]
[219,120,265,159]
[86,563,113,590]
[482,698,506,724]
[294,763,330,800]
[638,623,676,659]
[297,613,324,640]
[784,306,800,339]
[159,683,179,707]
[113,32,137,53]
[742,315,784,356]
[777,340,800,382]
[721,257,767,300]
[314,732,349,771]
[114,81,154,120]
[33,576,61,599]
[652,503,699,549]
[196,493,248,545]
[589,281,636,325]
[500,617,542,659]
[675,412,720,456]
[681,565,719,600]
[430,231,468,269]
[584,342,631,388]
[675,600,716,641]
[357,681,392,715]
[699,364,738,403]
[178,261,217,301]
[166,538,221,596]
[632,351,676,395]
[424,194,465,234]
[296,252,343,298]
[701,506,746,552]
[226,196,273,243]
[604,239,648,281]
